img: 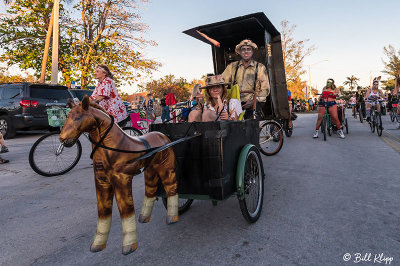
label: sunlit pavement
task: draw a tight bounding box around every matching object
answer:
[0,112,399,265]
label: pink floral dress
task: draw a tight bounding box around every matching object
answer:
[90,77,128,123]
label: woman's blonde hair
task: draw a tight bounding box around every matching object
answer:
[97,65,114,80]
[204,85,229,107]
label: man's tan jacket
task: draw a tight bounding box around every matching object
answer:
[222,60,270,103]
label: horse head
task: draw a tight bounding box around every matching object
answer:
[60,95,98,147]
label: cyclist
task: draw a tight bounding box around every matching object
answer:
[356,86,366,118]
[349,93,357,117]
[288,89,293,127]
[313,78,345,139]
[90,65,129,127]
[365,78,384,127]
[387,88,397,119]
[222,39,270,119]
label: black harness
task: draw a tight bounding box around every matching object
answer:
[88,115,200,164]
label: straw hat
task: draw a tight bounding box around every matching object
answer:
[200,74,229,89]
[235,39,258,54]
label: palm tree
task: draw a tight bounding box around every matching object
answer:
[343,75,360,91]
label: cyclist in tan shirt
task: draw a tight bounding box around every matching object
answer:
[222,39,270,119]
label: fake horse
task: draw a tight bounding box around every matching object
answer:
[59,95,178,255]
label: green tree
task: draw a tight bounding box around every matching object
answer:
[143,75,192,102]
[70,0,160,88]
[0,0,159,88]
[343,75,359,91]
[0,0,73,83]
[281,20,315,100]
[381,45,400,89]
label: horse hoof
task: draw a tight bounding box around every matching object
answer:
[138,214,150,223]
[122,243,138,255]
[90,243,106,252]
[166,215,179,225]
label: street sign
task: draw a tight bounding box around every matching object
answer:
[71,80,76,89]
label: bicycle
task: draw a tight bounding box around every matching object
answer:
[319,96,332,141]
[241,90,284,156]
[29,105,143,177]
[337,101,349,134]
[368,99,383,136]
[390,103,398,123]
[357,101,365,123]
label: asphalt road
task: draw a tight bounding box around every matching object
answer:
[0,112,399,266]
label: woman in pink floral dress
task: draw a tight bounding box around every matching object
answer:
[90,65,129,127]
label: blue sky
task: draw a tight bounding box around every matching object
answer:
[1,0,400,94]
[136,0,400,93]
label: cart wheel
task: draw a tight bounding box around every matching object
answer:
[162,197,193,215]
[237,145,264,223]
[259,120,283,156]
[345,118,349,134]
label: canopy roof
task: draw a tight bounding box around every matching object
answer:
[183,12,280,47]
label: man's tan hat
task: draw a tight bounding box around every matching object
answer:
[235,39,258,54]
[200,74,229,89]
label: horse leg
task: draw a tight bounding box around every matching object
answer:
[90,173,114,252]
[113,176,137,256]
[139,168,159,223]
[157,153,178,224]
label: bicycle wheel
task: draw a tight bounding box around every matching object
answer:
[322,117,327,141]
[259,120,284,156]
[345,118,349,134]
[359,108,363,123]
[162,197,194,215]
[391,111,395,122]
[122,127,143,136]
[370,114,375,133]
[29,131,82,177]
[327,116,332,136]
[376,113,383,136]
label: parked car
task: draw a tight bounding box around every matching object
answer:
[0,83,73,139]
[69,89,93,101]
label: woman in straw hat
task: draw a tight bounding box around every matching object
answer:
[188,74,243,122]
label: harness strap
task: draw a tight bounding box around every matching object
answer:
[89,115,115,159]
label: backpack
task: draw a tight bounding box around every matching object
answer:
[165,93,177,106]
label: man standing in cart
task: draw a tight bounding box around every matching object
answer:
[222,39,270,119]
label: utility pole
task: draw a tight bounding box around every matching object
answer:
[39,5,54,83]
[50,0,59,84]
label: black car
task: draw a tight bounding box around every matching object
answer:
[69,89,93,101]
[0,83,73,139]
